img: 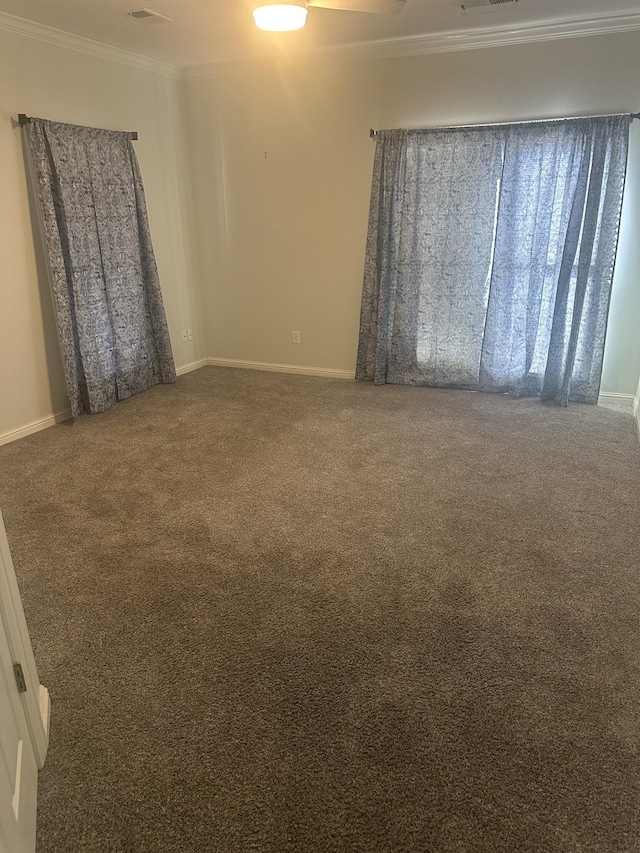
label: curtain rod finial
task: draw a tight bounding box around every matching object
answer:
[370,128,377,139]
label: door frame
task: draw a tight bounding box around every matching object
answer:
[0,510,49,769]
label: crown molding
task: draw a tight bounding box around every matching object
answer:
[0,10,183,80]
[184,11,640,81]
[1,6,638,84]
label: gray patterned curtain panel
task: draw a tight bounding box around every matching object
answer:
[25,118,176,418]
[356,115,630,405]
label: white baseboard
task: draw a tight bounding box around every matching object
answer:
[206,357,355,380]
[598,392,635,411]
[0,409,72,447]
[176,358,208,376]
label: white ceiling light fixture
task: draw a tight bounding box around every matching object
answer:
[253,0,308,31]
[253,0,407,33]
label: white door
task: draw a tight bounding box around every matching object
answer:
[0,616,38,853]
[0,511,49,772]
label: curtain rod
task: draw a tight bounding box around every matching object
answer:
[369,112,640,138]
[18,114,138,141]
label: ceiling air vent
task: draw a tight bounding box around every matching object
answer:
[461,0,518,11]
[126,8,173,23]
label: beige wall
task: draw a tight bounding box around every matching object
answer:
[0,28,205,440]
[186,59,380,372]
[186,31,640,394]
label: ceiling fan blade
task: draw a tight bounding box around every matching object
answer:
[307,0,406,14]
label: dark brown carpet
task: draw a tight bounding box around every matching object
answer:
[1,366,639,853]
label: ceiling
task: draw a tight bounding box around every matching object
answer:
[0,0,638,69]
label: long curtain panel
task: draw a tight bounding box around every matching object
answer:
[25,118,176,418]
[356,116,630,405]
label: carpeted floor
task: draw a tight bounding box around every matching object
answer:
[1,366,640,853]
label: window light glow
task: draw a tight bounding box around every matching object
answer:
[253,3,308,31]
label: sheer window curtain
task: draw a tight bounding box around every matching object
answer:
[356,116,630,405]
[25,118,176,418]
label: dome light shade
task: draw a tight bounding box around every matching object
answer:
[253,2,308,31]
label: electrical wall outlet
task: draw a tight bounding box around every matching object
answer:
[292,331,301,345]
[187,328,193,341]
[181,329,188,342]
